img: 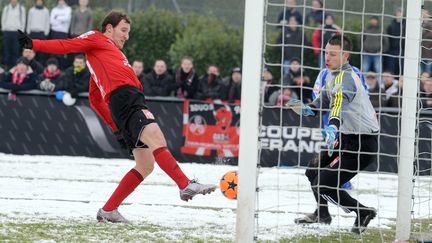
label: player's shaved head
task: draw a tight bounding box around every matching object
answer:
[101,11,131,33]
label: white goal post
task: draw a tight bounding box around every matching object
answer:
[236,0,265,242]
[396,0,422,241]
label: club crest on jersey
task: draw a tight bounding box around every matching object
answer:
[78,30,95,39]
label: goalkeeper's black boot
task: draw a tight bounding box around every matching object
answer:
[351,207,377,234]
[294,209,332,224]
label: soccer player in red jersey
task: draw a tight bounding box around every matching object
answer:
[18,11,216,223]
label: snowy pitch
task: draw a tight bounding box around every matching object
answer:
[0,153,430,241]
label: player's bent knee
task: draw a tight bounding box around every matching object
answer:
[140,123,167,149]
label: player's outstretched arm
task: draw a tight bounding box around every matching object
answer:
[18,29,96,54]
[285,99,315,117]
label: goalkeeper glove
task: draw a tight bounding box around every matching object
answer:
[322,125,338,156]
[285,99,315,116]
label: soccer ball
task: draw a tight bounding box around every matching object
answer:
[219,170,238,200]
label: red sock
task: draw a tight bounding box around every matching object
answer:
[153,147,190,189]
[102,168,143,212]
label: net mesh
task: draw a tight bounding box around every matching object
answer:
[254,0,432,241]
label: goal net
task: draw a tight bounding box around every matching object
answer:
[237,0,431,242]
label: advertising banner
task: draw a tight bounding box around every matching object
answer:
[181,100,240,157]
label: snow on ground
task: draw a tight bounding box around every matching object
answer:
[0,153,431,241]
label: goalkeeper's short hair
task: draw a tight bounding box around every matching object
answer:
[328,34,353,52]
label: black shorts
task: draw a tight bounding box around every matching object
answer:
[109,85,156,149]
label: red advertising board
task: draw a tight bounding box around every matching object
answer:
[181,100,240,157]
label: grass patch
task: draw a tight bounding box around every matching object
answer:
[0,217,233,242]
[411,218,432,242]
[277,219,432,243]
[278,228,397,243]
[1,215,430,242]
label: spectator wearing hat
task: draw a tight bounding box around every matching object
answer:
[1,0,26,69]
[278,16,309,76]
[362,16,389,76]
[225,67,242,102]
[70,0,93,37]
[262,66,279,104]
[174,56,199,99]
[22,49,44,75]
[58,54,90,97]
[195,65,224,101]
[141,59,176,97]
[0,57,37,101]
[365,72,386,108]
[38,58,62,92]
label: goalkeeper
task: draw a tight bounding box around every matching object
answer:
[287,34,379,234]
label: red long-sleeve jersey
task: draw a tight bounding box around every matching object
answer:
[32,30,143,132]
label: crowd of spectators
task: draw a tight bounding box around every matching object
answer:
[2,0,91,69]
[0,0,431,110]
[276,0,432,110]
[0,48,90,101]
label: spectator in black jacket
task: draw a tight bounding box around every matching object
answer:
[195,65,224,100]
[142,59,176,97]
[38,57,62,92]
[285,59,312,103]
[175,56,199,99]
[279,16,309,76]
[305,0,323,26]
[263,66,279,104]
[59,54,90,97]
[0,57,38,101]
[277,0,303,27]
[132,60,145,81]
[22,49,44,75]
[385,8,406,75]
[226,67,242,102]
[421,77,432,109]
